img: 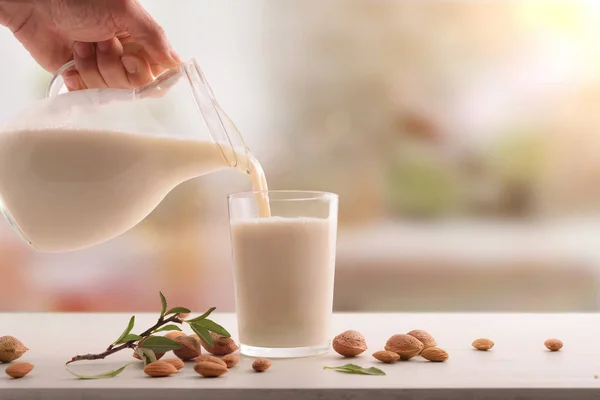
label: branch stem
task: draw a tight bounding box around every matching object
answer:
[66,314,182,365]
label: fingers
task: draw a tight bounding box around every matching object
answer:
[63,69,85,92]
[71,39,154,90]
[96,38,129,88]
[120,53,153,88]
[120,39,168,78]
[73,42,107,89]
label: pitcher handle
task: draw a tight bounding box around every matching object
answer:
[46,60,76,98]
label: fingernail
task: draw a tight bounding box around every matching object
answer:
[121,56,138,74]
[73,42,93,58]
[170,49,182,64]
[96,40,111,52]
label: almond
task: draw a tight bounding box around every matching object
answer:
[5,362,33,378]
[421,347,449,362]
[372,350,400,363]
[164,331,187,341]
[198,332,239,356]
[195,354,227,368]
[407,330,436,349]
[144,361,177,377]
[252,358,271,372]
[173,335,201,361]
[222,353,240,368]
[544,338,563,351]
[332,330,368,357]
[472,338,494,351]
[194,361,228,377]
[384,334,424,360]
[162,358,185,370]
[0,336,28,363]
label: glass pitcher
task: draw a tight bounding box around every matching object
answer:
[0,58,250,252]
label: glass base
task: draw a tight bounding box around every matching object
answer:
[240,342,330,358]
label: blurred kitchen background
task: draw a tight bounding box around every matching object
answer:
[2,0,600,312]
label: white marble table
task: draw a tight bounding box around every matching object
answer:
[1,312,600,399]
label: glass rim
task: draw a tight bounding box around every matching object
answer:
[227,190,338,201]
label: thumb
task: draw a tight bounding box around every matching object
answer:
[118,1,180,70]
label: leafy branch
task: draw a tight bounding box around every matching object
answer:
[66,292,230,378]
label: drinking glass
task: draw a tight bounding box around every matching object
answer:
[228,190,338,358]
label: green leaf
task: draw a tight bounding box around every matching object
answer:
[159,292,167,317]
[117,334,142,344]
[139,348,157,366]
[187,307,216,323]
[153,324,182,333]
[324,364,386,376]
[165,307,191,315]
[113,316,135,345]
[66,362,134,380]
[138,336,181,352]
[190,322,212,346]
[193,319,230,338]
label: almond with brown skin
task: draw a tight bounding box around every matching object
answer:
[421,347,449,362]
[144,361,177,377]
[407,330,436,349]
[252,358,271,372]
[0,336,28,363]
[222,353,240,368]
[174,335,201,361]
[164,331,187,341]
[332,330,368,357]
[472,338,494,351]
[195,354,227,368]
[5,362,33,378]
[372,350,400,363]
[384,334,424,360]
[194,361,228,377]
[198,332,239,356]
[544,338,563,351]
[162,358,185,370]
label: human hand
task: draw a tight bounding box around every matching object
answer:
[0,0,180,90]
